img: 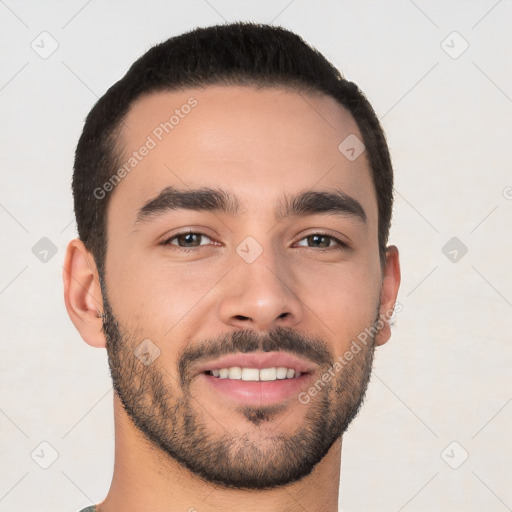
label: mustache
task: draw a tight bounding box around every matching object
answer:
[178,325,334,384]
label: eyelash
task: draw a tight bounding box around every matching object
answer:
[160,231,348,252]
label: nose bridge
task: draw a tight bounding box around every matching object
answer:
[217,235,304,330]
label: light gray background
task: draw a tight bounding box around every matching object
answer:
[1,1,511,511]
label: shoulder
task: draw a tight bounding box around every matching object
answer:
[77,507,96,512]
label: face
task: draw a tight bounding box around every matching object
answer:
[100,85,387,489]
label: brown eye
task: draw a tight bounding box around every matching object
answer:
[295,233,347,249]
[161,231,212,249]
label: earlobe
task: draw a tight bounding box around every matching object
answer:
[62,238,107,348]
[374,245,401,347]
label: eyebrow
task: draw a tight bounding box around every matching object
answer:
[133,186,367,228]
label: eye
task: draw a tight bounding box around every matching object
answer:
[160,230,348,252]
[160,230,214,250]
[295,233,348,250]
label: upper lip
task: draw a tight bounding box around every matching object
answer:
[195,351,317,376]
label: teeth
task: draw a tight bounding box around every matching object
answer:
[276,367,288,379]
[241,368,260,381]
[208,366,302,381]
[228,366,242,379]
[260,367,277,381]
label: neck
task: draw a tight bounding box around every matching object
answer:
[97,397,342,512]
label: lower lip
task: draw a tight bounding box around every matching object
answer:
[199,372,314,406]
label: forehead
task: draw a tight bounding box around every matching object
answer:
[108,85,376,230]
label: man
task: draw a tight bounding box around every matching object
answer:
[63,21,400,512]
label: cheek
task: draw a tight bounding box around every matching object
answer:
[107,251,224,337]
[299,261,381,350]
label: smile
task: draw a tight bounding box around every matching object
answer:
[206,366,302,380]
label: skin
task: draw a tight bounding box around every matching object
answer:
[63,85,400,512]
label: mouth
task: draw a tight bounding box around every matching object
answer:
[194,351,316,378]
[203,366,307,380]
[195,352,316,406]
[199,370,314,406]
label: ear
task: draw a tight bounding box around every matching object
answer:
[374,245,401,347]
[62,238,106,348]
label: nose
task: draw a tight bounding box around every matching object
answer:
[217,249,304,332]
